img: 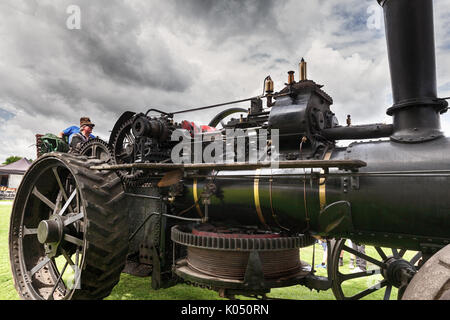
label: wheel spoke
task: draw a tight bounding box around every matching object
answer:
[58,189,77,216]
[339,268,380,282]
[29,256,51,277]
[52,192,63,216]
[410,251,422,265]
[350,279,387,300]
[75,188,80,214]
[53,167,75,213]
[52,168,70,203]
[64,234,84,247]
[62,249,77,271]
[392,248,399,258]
[47,260,68,300]
[75,248,80,266]
[399,249,407,258]
[375,247,388,261]
[61,250,81,290]
[383,284,392,300]
[343,245,387,269]
[23,226,38,236]
[32,187,56,211]
[63,212,84,226]
[125,133,135,144]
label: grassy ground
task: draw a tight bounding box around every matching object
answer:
[1,200,404,300]
[0,201,19,300]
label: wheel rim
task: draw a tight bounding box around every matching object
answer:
[10,158,85,299]
[9,153,128,300]
[330,239,421,300]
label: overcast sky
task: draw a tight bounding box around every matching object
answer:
[1,0,450,163]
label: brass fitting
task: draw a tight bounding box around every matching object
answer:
[288,71,295,85]
[265,76,274,94]
[299,58,307,81]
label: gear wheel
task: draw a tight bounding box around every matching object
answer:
[9,153,129,300]
[79,138,113,163]
[110,117,148,186]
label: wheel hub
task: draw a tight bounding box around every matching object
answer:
[383,256,416,288]
[37,215,64,245]
[125,144,134,157]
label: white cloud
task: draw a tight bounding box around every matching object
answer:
[0,0,449,163]
[302,40,391,126]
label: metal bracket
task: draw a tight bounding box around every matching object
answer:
[151,245,161,290]
[243,251,267,291]
[318,200,354,234]
[299,274,332,292]
[351,174,360,190]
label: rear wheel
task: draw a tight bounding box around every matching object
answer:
[9,153,128,300]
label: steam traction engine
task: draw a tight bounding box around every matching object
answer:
[9,0,450,300]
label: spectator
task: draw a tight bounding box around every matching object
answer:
[315,239,328,269]
[339,240,366,272]
[350,241,367,273]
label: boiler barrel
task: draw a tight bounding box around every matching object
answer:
[180,138,450,250]
[325,137,450,249]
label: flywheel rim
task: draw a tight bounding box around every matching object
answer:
[110,117,147,186]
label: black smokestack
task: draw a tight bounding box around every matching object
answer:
[379,0,447,143]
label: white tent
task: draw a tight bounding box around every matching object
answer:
[0,158,32,198]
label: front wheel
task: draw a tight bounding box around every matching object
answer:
[9,153,129,300]
[329,239,421,300]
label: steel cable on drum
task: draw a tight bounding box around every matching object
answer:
[186,247,302,280]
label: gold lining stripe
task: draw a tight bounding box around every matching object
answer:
[254,169,267,225]
[319,151,332,210]
[193,179,203,217]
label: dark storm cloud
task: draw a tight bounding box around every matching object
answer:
[58,0,193,93]
[174,0,276,25]
[62,1,193,92]
[171,0,279,42]
[1,0,450,163]
[242,53,271,64]
[0,0,198,123]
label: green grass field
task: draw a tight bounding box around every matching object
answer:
[0,201,19,300]
[1,200,404,300]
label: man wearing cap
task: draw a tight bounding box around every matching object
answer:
[69,118,95,151]
[59,117,96,144]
